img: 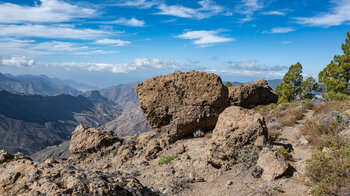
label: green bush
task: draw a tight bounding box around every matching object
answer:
[306,137,350,195]
[158,154,178,164]
[322,91,349,101]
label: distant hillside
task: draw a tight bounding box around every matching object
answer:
[224,79,282,90]
[0,90,121,155]
[0,73,82,96]
[84,83,152,136]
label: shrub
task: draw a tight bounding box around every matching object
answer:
[278,107,304,126]
[236,146,260,168]
[158,154,178,164]
[268,129,282,143]
[306,137,350,196]
[322,92,349,101]
[276,147,293,161]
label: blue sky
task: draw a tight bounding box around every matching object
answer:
[0,0,349,87]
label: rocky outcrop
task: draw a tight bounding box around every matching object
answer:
[228,79,278,109]
[69,125,120,154]
[206,106,268,168]
[257,148,289,181]
[0,150,157,196]
[135,71,229,140]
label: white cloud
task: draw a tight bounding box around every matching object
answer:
[263,27,295,34]
[229,60,288,71]
[236,0,264,15]
[0,56,35,67]
[294,0,350,27]
[106,17,145,27]
[281,41,293,44]
[156,0,224,20]
[32,41,88,52]
[0,24,112,39]
[50,58,183,73]
[0,0,95,23]
[115,0,159,9]
[177,30,234,47]
[96,39,131,46]
[262,10,285,16]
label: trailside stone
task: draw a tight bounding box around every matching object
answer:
[228,79,278,109]
[206,106,268,168]
[135,71,229,140]
[69,125,120,154]
[257,147,289,181]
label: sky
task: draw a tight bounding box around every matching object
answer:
[0,0,349,87]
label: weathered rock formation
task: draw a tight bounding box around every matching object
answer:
[69,125,120,154]
[135,71,229,140]
[257,147,289,181]
[206,106,268,168]
[0,150,157,196]
[228,79,278,109]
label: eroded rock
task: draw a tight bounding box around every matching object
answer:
[0,150,157,196]
[257,147,289,181]
[69,124,120,154]
[206,106,268,168]
[135,71,229,140]
[228,79,278,109]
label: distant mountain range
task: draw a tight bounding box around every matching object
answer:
[225,79,282,90]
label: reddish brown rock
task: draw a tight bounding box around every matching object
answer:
[228,79,278,109]
[135,71,229,140]
[206,106,268,168]
[69,125,120,154]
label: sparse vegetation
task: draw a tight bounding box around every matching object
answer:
[236,146,260,168]
[306,137,350,196]
[225,81,233,87]
[158,154,178,165]
[267,129,282,143]
[276,147,293,161]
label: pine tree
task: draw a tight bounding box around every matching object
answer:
[300,76,317,100]
[319,31,350,100]
[276,62,303,103]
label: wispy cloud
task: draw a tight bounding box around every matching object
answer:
[0,24,113,39]
[236,0,264,21]
[156,0,225,20]
[281,41,293,44]
[294,0,350,27]
[0,56,35,67]
[177,30,234,47]
[263,27,295,34]
[104,17,145,27]
[204,68,285,78]
[229,60,288,71]
[0,38,117,56]
[0,0,95,23]
[261,10,286,16]
[115,0,159,9]
[95,39,131,46]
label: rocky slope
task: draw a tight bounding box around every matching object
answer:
[0,90,121,155]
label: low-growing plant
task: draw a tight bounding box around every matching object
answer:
[113,148,118,157]
[158,154,178,165]
[276,147,293,161]
[236,146,260,168]
[267,129,282,143]
[306,137,350,196]
[272,184,284,193]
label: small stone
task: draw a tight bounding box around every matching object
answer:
[251,165,263,178]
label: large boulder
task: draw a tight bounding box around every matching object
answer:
[257,147,289,181]
[0,150,157,196]
[206,106,268,168]
[135,71,229,140]
[228,79,278,108]
[69,125,120,154]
